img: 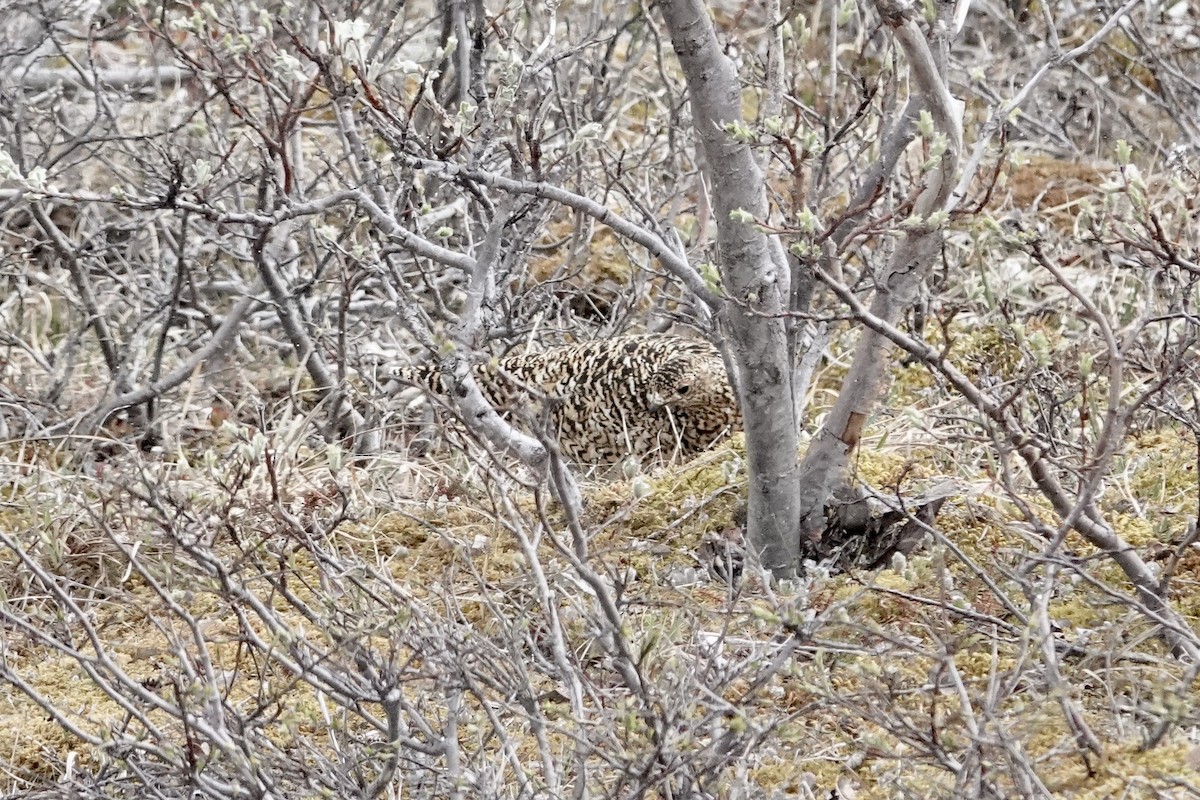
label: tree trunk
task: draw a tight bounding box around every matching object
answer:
[796,0,964,546]
[661,0,801,577]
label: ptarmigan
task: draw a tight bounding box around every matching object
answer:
[392,335,740,463]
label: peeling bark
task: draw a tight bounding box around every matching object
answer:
[796,1,964,546]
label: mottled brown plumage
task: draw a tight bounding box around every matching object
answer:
[393,335,740,463]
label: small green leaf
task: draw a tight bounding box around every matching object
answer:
[1116,139,1132,165]
[917,109,936,138]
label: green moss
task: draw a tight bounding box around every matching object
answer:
[1121,428,1198,510]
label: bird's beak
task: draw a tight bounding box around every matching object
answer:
[647,392,665,411]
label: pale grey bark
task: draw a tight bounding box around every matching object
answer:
[84,285,266,434]
[386,155,722,308]
[946,0,1146,213]
[660,0,801,576]
[815,256,1200,663]
[252,225,371,447]
[796,0,964,543]
[437,202,559,475]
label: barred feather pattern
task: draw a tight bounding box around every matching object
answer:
[393,335,741,463]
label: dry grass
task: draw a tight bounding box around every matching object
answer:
[2,1,1199,797]
[2,381,1198,796]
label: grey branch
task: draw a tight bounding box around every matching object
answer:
[796,0,964,541]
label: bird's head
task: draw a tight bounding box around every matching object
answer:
[646,354,730,412]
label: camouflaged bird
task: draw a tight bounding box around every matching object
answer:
[392,335,740,463]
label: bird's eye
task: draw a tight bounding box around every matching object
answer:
[677,384,690,396]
